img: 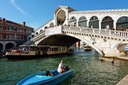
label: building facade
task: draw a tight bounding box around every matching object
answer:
[0,18,34,52]
[35,6,128,34]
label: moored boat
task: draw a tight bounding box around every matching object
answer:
[84,46,92,51]
[5,45,68,60]
[16,70,73,85]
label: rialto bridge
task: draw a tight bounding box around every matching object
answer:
[24,6,128,57]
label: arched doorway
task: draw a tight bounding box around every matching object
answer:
[116,16,128,31]
[57,10,66,26]
[5,43,14,51]
[89,16,99,28]
[101,16,113,29]
[69,16,77,26]
[0,43,3,52]
[78,16,87,27]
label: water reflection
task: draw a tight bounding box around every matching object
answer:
[0,50,128,85]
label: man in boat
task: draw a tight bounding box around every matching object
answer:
[57,60,70,73]
[57,60,65,73]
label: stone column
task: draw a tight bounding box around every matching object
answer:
[113,20,117,30]
[54,13,57,26]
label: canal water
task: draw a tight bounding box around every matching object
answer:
[0,49,128,85]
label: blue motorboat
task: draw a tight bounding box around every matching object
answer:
[17,70,73,85]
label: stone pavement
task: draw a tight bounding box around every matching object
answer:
[116,74,128,85]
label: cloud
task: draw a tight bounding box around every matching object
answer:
[10,0,26,15]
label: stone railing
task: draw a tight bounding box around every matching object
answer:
[31,32,45,42]
[62,26,128,41]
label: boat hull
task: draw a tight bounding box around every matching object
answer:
[17,70,73,85]
[5,53,68,60]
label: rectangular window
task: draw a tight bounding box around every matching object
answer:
[0,26,2,30]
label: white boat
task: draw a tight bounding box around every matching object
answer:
[17,70,73,85]
[5,45,68,60]
[84,46,92,51]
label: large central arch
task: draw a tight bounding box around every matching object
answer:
[38,34,80,47]
[36,33,104,56]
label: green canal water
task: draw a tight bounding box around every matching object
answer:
[0,49,128,85]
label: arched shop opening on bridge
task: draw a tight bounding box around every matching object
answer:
[101,16,113,30]
[116,16,128,31]
[89,16,99,28]
[78,16,87,27]
[69,16,77,26]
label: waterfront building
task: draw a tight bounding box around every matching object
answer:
[0,18,34,52]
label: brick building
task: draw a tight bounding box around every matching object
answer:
[0,18,34,52]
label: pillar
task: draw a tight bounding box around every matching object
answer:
[76,41,80,49]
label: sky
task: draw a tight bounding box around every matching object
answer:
[0,0,128,30]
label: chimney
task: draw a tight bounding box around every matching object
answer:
[23,21,26,26]
[2,18,6,24]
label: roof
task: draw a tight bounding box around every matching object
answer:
[70,9,128,14]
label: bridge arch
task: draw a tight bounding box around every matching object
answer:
[37,34,80,47]
[101,16,114,29]
[89,16,99,28]
[36,33,104,56]
[65,34,104,56]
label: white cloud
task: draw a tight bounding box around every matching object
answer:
[10,0,26,15]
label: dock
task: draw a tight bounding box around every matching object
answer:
[116,74,128,85]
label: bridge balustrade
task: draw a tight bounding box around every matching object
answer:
[62,26,128,41]
[31,32,45,41]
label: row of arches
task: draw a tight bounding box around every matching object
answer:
[0,42,16,52]
[69,16,128,30]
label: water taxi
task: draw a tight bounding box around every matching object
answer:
[5,45,68,60]
[16,69,73,85]
[84,46,92,51]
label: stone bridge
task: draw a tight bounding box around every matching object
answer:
[24,26,128,57]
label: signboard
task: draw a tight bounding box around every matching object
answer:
[45,26,62,36]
